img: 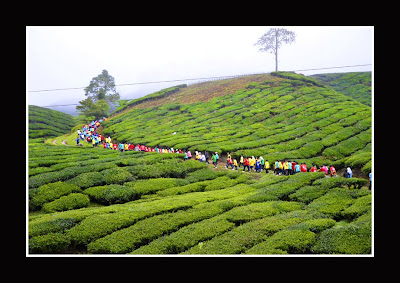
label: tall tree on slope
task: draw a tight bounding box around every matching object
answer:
[77,69,120,120]
[254,28,296,72]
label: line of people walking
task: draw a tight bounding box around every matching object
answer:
[77,119,351,178]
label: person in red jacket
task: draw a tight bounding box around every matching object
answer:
[113,143,117,150]
[300,163,307,172]
[243,157,250,172]
[129,143,134,151]
[310,163,317,172]
[329,166,337,177]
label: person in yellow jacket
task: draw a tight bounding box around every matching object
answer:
[265,160,270,173]
[283,160,289,175]
[233,158,238,171]
[249,156,256,172]
[239,154,244,168]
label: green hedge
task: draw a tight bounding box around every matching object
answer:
[102,167,135,185]
[311,220,371,254]
[29,233,71,254]
[66,172,105,189]
[29,181,82,211]
[42,193,90,213]
[84,184,138,205]
[245,229,316,254]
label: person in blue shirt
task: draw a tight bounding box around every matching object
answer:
[76,137,80,145]
[255,159,261,173]
[295,163,301,173]
[118,143,124,152]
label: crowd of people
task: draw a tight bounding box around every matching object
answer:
[76,118,354,178]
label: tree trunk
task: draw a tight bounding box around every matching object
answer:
[275,29,278,71]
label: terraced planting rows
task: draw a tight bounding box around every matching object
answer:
[102,72,371,175]
[28,105,76,139]
[28,141,371,254]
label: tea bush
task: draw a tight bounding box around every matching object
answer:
[29,233,71,254]
[42,193,90,213]
[310,220,371,254]
[84,185,138,205]
[245,229,316,254]
[102,167,135,185]
[66,172,105,189]
[29,181,82,211]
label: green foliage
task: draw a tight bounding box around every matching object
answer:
[246,229,316,254]
[29,181,82,211]
[311,72,371,106]
[311,217,371,254]
[29,233,71,254]
[102,167,135,184]
[42,193,90,213]
[29,105,76,138]
[84,185,138,205]
[66,172,105,189]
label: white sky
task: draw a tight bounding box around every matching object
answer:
[27,26,373,115]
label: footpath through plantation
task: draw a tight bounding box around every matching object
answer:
[28,71,372,255]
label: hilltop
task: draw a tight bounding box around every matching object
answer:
[101,71,371,176]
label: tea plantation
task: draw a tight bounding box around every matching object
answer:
[28,71,372,255]
[102,72,371,176]
[29,105,76,139]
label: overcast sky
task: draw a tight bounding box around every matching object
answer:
[27,26,373,115]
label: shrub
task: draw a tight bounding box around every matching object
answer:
[29,218,76,238]
[29,181,82,211]
[84,185,138,205]
[310,221,371,254]
[102,167,135,184]
[124,178,189,196]
[42,193,90,213]
[288,186,329,204]
[246,229,316,254]
[130,215,235,254]
[342,178,368,189]
[341,194,371,219]
[66,172,105,189]
[288,218,336,233]
[224,201,304,225]
[185,168,220,183]
[29,233,71,254]
[306,189,355,219]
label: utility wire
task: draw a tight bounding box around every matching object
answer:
[28,63,372,94]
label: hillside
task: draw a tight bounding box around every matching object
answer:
[28,71,372,255]
[102,72,371,175]
[29,105,77,139]
[310,72,371,106]
[28,141,371,255]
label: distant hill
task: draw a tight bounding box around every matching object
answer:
[309,72,371,106]
[102,71,371,175]
[29,105,77,139]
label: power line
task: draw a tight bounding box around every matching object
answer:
[290,64,372,72]
[28,63,372,94]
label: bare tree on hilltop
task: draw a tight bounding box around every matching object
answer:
[254,28,296,72]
